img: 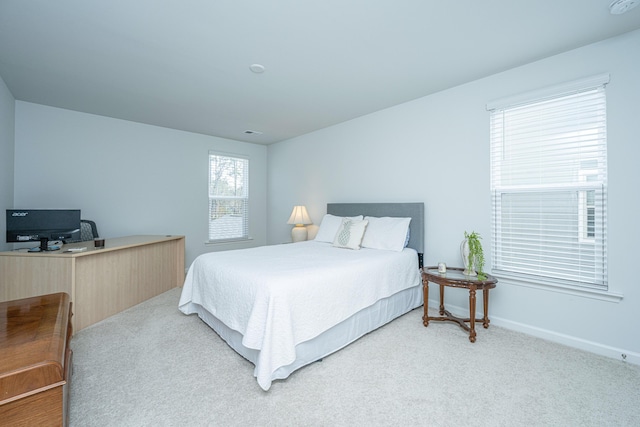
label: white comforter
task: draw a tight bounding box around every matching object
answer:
[178,240,420,390]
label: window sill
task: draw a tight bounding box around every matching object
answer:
[493,272,623,303]
[205,237,253,246]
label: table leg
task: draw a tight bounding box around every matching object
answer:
[483,289,491,329]
[468,284,477,343]
[422,277,429,327]
[439,284,445,316]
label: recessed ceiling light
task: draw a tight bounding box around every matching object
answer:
[609,0,639,14]
[249,64,265,73]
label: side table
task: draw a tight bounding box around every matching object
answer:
[422,267,497,342]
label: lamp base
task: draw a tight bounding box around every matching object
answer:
[291,226,308,243]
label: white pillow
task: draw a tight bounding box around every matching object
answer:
[361,216,412,252]
[332,218,369,250]
[314,214,364,242]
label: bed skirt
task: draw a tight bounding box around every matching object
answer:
[187,284,423,390]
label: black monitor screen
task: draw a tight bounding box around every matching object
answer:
[6,209,81,243]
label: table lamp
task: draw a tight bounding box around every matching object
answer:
[287,205,312,242]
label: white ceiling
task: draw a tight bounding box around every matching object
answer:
[1,1,639,145]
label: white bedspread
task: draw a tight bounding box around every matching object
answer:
[178,240,420,390]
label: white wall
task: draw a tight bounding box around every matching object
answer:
[0,74,15,252]
[268,30,640,363]
[13,102,268,265]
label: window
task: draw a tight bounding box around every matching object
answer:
[489,75,608,291]
[208,152,249,242]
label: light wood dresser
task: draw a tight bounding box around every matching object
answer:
[0,235,185,332]
[0,292,73,426]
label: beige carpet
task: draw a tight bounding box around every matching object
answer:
[69,287,640,426]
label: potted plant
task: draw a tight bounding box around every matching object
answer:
[461,231,486,280]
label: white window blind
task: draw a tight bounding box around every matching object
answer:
[208,153,249,242]
[489,80,608,290]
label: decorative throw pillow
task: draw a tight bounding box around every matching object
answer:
[332,218,369,250]
[315,214,364,242]
[361,216,412,252]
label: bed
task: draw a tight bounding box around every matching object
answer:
[178,202,424,390]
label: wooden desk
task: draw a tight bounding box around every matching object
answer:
[0,235,185,332]
[0,293,73,426]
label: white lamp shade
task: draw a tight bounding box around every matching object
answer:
[287,206,312,226]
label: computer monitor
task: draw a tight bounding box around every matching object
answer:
[6,209,81,245]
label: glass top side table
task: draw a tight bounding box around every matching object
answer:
[421,266,498,342]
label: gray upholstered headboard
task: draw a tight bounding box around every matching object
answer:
[326,202,425,260]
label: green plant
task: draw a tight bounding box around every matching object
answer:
[464,231,486,280]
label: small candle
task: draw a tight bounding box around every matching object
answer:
[438,262,447,273]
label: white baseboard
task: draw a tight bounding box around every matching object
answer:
[427,300,640,366]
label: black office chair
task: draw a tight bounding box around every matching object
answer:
[80,219,99,241]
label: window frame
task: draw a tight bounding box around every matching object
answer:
[207,151,250,243]
[487,75,611,297]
